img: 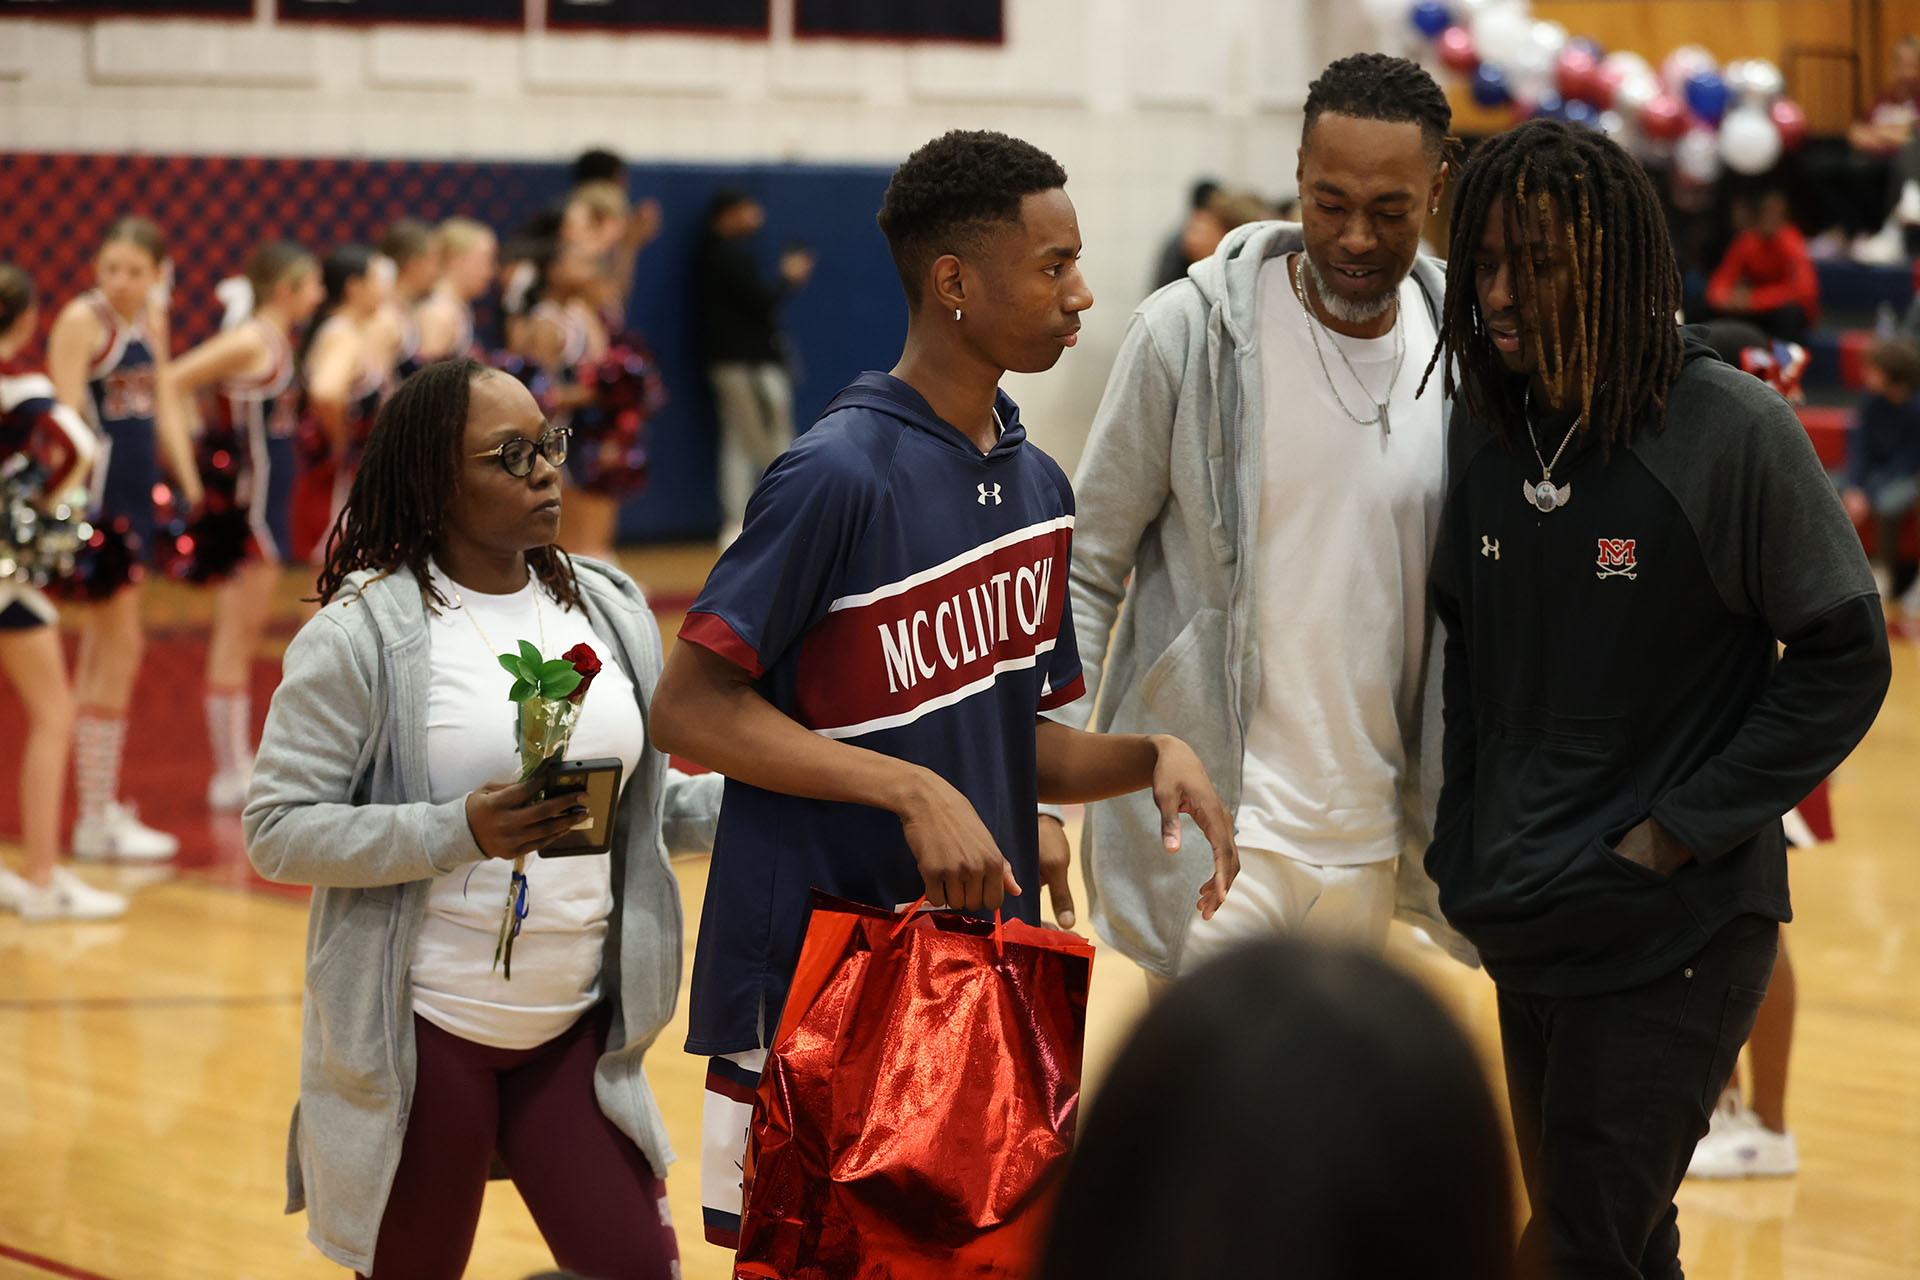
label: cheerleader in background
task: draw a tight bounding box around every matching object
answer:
[291,245,393,563]
[514,241,620,561]
[415,218,496,364]
[46,218,202,862]
[373,218,437,383]
[157,242,323,810]
[0,264,124,919]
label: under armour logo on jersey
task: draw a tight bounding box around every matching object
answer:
[977,483,1002,506]
[1596,537,1638,580]
[1481,536,1500,560]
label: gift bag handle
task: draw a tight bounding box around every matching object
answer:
[890,896,1004,958]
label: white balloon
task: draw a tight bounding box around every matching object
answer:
[1531,20,1569,58]
[1472,3,1533,67]
[1740,58,1785,103]
[1613,68,1662,120]
[1720,105,1784,174]
[1509,37,1556,100]
[1597,109,1627,139]
[1663,44,1717,94]
[1675,126,1722,183]
[1602,49,1653,82]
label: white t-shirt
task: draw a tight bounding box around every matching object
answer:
[409,562,645,1050]
[1235,256,1444,867]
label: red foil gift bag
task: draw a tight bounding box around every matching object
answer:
[735,892,1096,1280]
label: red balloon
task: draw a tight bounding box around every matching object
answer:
[1770,98,1808,151]
[1557,47,1602,103]
[1641,93,1690,141]
[1437,25,1477,75]
[1592,63,1625,110]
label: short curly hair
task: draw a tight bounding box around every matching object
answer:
[1303,52,1454,164]
[876,130,1068,306]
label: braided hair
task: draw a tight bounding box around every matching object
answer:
[1420,119,1683,455]
[313,358,582,613]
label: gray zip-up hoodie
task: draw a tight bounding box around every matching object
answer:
[242,558,721,1273]
[1056,220,1474,977]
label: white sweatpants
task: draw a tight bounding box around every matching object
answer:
[1177,846,1397,976]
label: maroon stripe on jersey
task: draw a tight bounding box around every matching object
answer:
[1038,672,1087,712]
[791,523,1072,737]
[680,610,768,679]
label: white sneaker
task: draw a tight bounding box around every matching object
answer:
[207,766,252,812]
[1689,1105,1799,1178]
[71,802,180,862]
[1853,224,1908,266]
[0,864,28,911]
[16,867,128,922]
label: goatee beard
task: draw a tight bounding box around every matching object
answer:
[1302,253,1399,326]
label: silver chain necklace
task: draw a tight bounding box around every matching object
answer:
[1521,383,1583,513]
[1290,254,1403,436]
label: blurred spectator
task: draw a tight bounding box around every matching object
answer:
[1152,178,1221,291]
[1178,189,1277,270]
[698,189,814,544]
[1837,337,1920,597]
[1039,940,1517,1280]
[1808,37,1920,260]
[1705,189,1819,341]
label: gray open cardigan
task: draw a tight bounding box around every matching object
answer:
[242,559,721,1273]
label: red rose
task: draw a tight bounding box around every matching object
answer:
[562,642,602,704]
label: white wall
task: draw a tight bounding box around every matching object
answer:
[0,0,1369,471]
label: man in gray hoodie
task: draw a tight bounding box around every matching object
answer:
[1052,52,1471,979]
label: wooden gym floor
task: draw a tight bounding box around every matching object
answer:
[2,548,1918,1280]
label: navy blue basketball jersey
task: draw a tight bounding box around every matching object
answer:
[679,371,1084,1055]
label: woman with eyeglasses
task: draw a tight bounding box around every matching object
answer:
[243,358,719,1279]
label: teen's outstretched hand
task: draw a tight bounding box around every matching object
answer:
[1148,735,1239,919]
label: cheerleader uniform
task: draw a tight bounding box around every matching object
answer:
[79,290,162,562]
[0,365,95,630]
[393,303,426,384]
[290,316,388,561]
[217,319,301,565]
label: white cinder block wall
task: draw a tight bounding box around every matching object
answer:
[0,0,1380,471]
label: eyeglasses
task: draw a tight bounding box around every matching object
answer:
[472,427,571,478]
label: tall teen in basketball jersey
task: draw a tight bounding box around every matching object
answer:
[159,242,324,809]
[416,218,496,364]
[46,218,202,861]
[0,264,125,920]
[650,130,1239,1251]
[296,245,394,559]
[372,218,437,384]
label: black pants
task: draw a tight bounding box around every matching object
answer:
[1498,914,1779,1280]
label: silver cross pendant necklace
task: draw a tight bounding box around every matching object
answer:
[1521,383,1582,513]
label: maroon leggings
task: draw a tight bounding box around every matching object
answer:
[362,1004,679,1280]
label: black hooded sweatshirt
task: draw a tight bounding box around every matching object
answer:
[1426,331,1892,997]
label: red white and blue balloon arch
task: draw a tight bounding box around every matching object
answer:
[1369,0,1808,181]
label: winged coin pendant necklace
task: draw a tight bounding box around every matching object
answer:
[1522,383,1582,513]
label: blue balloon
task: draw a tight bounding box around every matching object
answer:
[1562,98,1599,128]
[1532,90,1567,120]
[1472,64,1512,108]
[1569,36,1604,61]
[1411,1,1451,39]
[1684,70,1729,125]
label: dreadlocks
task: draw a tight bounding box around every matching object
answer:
[1420,119,1684,456]
[312,357,582,613]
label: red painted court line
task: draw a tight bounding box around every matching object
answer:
[0,1242,120,1280]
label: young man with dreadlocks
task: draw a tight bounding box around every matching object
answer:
[1053,52,1472,983]
[649,129,1237,1252]
[1424,118,1891,1278]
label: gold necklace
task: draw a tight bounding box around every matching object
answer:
[448,571,545,657]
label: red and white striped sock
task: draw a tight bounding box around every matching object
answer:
[73,710,127,824]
